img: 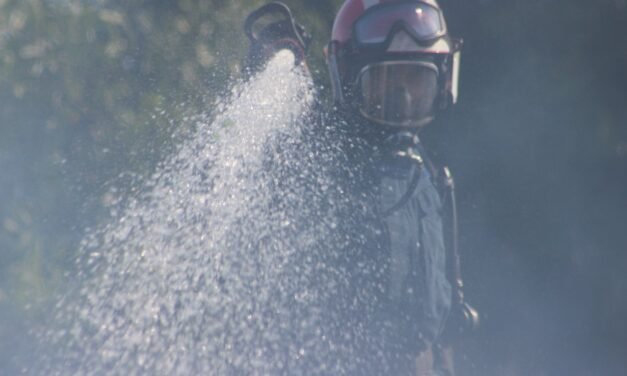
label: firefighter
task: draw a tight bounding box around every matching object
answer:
[244,1,477,374]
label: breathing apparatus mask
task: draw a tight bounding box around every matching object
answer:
[356,59,440,127]
[327,0,462,129]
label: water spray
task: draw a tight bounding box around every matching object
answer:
[37,44,389,375]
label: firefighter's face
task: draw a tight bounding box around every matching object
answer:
[356,60,439,128]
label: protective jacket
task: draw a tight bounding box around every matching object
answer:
[375,131,452,345]
[333,118,455,375]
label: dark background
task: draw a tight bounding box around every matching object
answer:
[438,1,627,374]
[1,0,625,374]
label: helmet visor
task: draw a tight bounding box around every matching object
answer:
[357,61,439,127]
[354,2,446,47]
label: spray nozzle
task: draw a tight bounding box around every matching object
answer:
[243,2,311,73]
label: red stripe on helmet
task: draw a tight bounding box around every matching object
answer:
[331,0,365,43]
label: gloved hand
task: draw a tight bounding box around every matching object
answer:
[441,301,480,343]
[243,2,311,74]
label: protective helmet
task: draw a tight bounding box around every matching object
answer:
[327,0,462,128]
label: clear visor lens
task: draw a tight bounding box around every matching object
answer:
[357,62,439,127]
[354,3,444,45]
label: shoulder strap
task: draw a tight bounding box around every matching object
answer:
[441,167,464,308]
[381,148,424,217]
[440,167,481,342]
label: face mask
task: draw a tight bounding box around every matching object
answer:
[356,60,439,128]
